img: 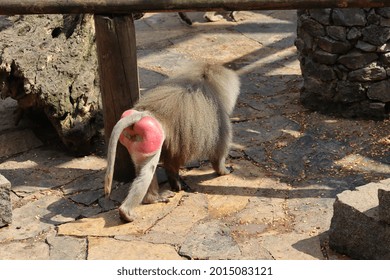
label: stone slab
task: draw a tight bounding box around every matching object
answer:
[179,220,242,260]
[0,129,43,159]
[61,171,105,195]
[233,10,297,48]
[57,192,183,236]
[70,189,103,206]
[0,193,59,241]
[261,232,325,260]
[0,241,49,260]
[0,173,12,227]
[329,179,390,259]
[234,237,274,260]
[87,237,182,260]
[233,115,301,152]
[46,231,87,260]
[135,193,208,245]
[379,187,390,224]
[0,148,106,196]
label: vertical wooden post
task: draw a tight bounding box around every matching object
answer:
[95,14,139,182]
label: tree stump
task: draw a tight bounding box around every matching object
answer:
[0,14,101,154]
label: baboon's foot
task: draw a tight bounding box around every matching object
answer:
[142,190,175,204]
[214,164,234,176]
[118,205,136,223]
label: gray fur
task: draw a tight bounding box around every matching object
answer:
[104,110,153,196]
[118,148,162,222]
[135,63,240,167]
[105,62,240,222]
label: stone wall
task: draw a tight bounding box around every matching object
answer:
[295,8,390,119]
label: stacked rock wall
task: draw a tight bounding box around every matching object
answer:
[296,8,390,119]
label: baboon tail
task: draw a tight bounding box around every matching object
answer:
[104,111,150,196]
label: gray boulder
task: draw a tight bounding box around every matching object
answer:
[0,174,12,227]
[329,179,390,259]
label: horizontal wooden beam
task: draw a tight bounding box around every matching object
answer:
[0,0,387,15]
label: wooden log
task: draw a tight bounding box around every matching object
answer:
[0,14,101,155]
[0,0,387,15]
[95,14,139,182]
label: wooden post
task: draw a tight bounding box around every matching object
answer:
[95,14,139,182]
[0,0,387,14]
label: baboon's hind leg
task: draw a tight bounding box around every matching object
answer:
[142,173,173,204]
[164,162,192,192]
[210,133,233,176]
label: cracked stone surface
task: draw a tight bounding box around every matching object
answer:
[179,220,243,260]
[0,11,389,260]
[87,237,183,260]
[46,230,87,260]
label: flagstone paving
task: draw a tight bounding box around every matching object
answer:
[0,10,389,260]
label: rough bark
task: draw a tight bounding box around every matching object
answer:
[0,14,101,154]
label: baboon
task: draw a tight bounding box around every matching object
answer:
[105,62,240,222]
